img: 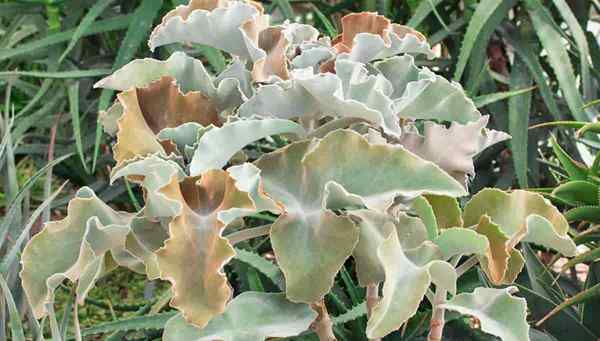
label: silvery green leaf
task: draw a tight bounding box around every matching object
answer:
[350,209,428,286]
[290,42,336,72]
[374,55,421,99]
[189,117,306,176]
[148,0,267,61]
[240,60,401,136]
[464,188,577,256]
[111,155,186,218]
[441,287,530,341]
[334,13,434,63]
[366,232,456,338]
[158,122,204,155]
[399,116,510,187]
[21,187,142,319]
[344,26,435,63]
[163,292,317,341]
[94,51,215,94]
[433,227,489,260]
[393,68,481,123]
[255,129,465,303]
[252,23,320,82]
[98,100,122,136]
[111,76,221,167]
[95,52,250,112]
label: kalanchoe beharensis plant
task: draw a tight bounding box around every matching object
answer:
[20,1,578,340]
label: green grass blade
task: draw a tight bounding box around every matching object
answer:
[0,274,25,341]
[453,0,516,82]
[313,5,337,37]
[197,45,227,73]
[234,247,284,289]
[407,0,443,28]
[473,86,536,108]
[68,82,89,172]
[58,0,116,63]
[0,153,73,251]
[0,182,67,273]
[0,69,111,79]
[538,283,600,327]
[526,0,591,121]
[509,56,533,188]
[78,312,176,338]
[0,3,43,17]
[47,303,63,341]
[0,15,131,62]
[332,301,366,325]
[274,0,294,20]
[550,0,595,106]
[500,25,563,120]
[92,0,164,172]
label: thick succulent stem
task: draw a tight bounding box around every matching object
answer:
[427,288,447,341]
[311,300,336,341]
[366,283,381,341]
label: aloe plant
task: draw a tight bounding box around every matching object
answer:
[18,2,577,340]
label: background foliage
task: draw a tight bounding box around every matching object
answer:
[1,0,600,340]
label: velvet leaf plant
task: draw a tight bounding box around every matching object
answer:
[20,1,577,340]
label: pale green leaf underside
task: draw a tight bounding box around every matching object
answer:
[148,1,265,61]
[21,187,142,319]
[463,188,576,256]
[366,232,456,338]
[256,130,465,303]
[162,292,316,341]
[434,227,489,260]
[190,117,306,176]
[441,287,530,341]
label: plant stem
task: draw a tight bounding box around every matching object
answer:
[366,283,381,341]
[225,225,271,245]
[427,288,447,341]
[456,255,479,277]
[311,300,336,341]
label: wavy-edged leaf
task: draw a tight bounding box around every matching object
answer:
[111,76,220,166]
[162,292,317,341]
[433,228,488,260]
[376,55,481,123]
[148,0,268,62]
[20,187,142,319]
[464,188,576,256]
[399,116,510,187]
[95,52,251,113]
[334,12,435,63]
[366,232,456,338]
[255,129,465,303]
[350,209,428,286]
[424,194,463,229]
[441,287,530,341]
[411,195,438,240]
[241,59,402,136]
[190,117,305,176]
[475,215,524,285]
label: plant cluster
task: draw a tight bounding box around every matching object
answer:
[15,1,579,340]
